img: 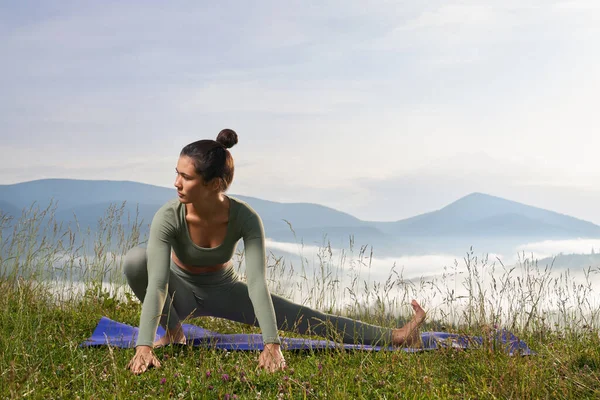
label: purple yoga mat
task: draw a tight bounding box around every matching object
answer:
[81,317,534,355]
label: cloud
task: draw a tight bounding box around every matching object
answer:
[401,3,499,31]
[177,80,368,115]
[553,0,600,11]
[2,0,600,233]
[265,238,460,280]
[369,0,600,76]
[516,238,600,260]
[262,236,600,319]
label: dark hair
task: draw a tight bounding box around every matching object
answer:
[180,129,238,191]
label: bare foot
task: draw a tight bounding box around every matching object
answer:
[392,299,427,348]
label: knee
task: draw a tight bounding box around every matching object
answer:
[123,246,147,280]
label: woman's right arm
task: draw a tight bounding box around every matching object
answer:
[135,206,177,347]
[127,206,176,374]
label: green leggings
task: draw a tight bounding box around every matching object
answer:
[124,246,392,345]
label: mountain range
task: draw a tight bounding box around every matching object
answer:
[1,178,599,256]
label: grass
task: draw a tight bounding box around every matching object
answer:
[1,203,600,399]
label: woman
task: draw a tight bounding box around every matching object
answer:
[124,129,426,375]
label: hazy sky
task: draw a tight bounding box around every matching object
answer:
[2,1,600,223]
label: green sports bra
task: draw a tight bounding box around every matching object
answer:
[135,196,280,347]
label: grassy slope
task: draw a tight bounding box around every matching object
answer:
[2,205,600,399]
[2,279,600,399]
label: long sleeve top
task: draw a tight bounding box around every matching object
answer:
[135,196,280,347]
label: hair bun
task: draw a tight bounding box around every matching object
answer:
[216,129,238,149]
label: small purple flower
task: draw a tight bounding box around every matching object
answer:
[224,395,230,400]
[222,373,230,382]
[205,370,211,378]
[317,363,323,371]
[174,372,180,378]
[160,378,166,385]
[283,376,289,382]
[208,385,214,390]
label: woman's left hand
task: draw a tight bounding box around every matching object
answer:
[258,343,287,373]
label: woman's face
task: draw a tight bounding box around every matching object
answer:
[174,156,218,203]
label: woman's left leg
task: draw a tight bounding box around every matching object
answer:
[203,279,394,346]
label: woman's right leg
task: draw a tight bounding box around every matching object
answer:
[123,247,204,343]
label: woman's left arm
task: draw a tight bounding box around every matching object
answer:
[242,211,286,372]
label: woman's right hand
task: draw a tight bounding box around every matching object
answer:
[127,345,162,375]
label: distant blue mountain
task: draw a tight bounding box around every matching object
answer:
[0,179,380,244]
[372,192,600,238]
[0,179,174,210]
[0,200,21,219]
[2,180,600,254]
